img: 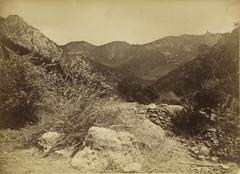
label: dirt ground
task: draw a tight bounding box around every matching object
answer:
[0,102,239,174]
[0,142,79,174]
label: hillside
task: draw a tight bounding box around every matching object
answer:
[62,32,224,81]
[154,27,239,99]
[0,14,239,173]
[0,15,121,129]
[0,15,62,60]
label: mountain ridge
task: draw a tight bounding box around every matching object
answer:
[153,27,239,100]
[0,15,62,60]
[62,31,225,80]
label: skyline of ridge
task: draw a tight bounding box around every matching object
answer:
[0,0,237,45]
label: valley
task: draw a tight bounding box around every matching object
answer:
[0,14,239,174]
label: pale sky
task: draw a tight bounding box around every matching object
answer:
[0,0,239,45]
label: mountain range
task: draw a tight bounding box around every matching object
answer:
[0,14,238,100]
[153,27,239,104]
[62,32,224,81]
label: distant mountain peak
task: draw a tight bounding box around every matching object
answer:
[0,14,62,59]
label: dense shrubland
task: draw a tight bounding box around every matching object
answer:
[171,88,240,163]
[0,54,39,128]
[149,28,240,163]
[0,48,119,152]
[117,75,159,104]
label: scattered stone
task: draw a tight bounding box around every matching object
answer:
[198,155,205,160]
[152,119,161,125]
[137,109,147,114]
[158,116,164,120]
[220,164,230,170]
[146,103,157,112]
[160,104,183,117]
[38,131,61,152]
[53,148,72,158]
[191,147,199,155]
[207,128,217,132]
[199,145,210,156]
[149,113,158,118]
[211,156,218,162]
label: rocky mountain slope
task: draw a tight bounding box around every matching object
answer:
[62,32,224,81]
[153,27,239,98]
[0,15,62,60]
[0,15,121,94]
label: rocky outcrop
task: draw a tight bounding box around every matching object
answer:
[71,126,144,173]
[144,103,183,129]
[0,15,62,60]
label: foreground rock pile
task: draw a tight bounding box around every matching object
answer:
[33,102,238,173]
[142,103,183,130]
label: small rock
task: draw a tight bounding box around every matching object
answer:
[137,109,147,114]
[199,146,210,156]
[123,162,142,173]
[207,128,217,132]
[220,164,230,170]
[153,119,161,125]
[53,148,71,158]
[149,113,158,118]
[158,116,164,120]
[211,156,218,162]
[191,147,199,154]
[147,103,157,112]
[55,120,65,125]
[38,131,61,152]
[198,155,205,160]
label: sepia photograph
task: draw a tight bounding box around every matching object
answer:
[0,0,239,173]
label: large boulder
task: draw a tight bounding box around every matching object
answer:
[71,127,144,173]
[38,131,61,152]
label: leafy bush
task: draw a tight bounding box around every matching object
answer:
[0,56,39,129]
